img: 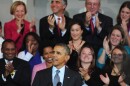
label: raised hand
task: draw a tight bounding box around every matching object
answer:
[27,41,34,54]
[58,15,66,31]
[100,73,110,85]
[48,15,55,29]
[16,18,24,33]
[85,11,92,26]
[121,19,128,32]
[4,62,14,77]
[103,36,110,55]
[118,73,126,83]
[95,15,102,30]
[30,18,35,31]
[79,67,90,80]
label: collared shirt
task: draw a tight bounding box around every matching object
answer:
[54,14,62,24]
[52,66,65,85]
[85,13,102,34]
[49,14,66,36]
[2,59,16,81]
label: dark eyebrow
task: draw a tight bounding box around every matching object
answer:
[53,51,62,55]
[51,0,54,4]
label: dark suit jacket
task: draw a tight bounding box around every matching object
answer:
[0,58,31,86]
[73,12,113,55]
[39,14,72,46]
[32,66,82,86]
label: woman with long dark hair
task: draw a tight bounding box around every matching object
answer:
[77,44,103,86]
[18,32,43,72]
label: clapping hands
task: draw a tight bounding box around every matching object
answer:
[48,15,55,29]
[4,62,14,77]
[103,36,110,55]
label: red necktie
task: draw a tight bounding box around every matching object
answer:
[90,18,94,34]
[57,18,61,36]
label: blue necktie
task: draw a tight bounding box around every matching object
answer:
[53,70,60,86]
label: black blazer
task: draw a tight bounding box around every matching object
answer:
[0,58,31,86]
[32,66,82,86]
[73,12,113,55]
[39,14,72,46]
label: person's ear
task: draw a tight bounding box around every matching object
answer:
[65,55,70,62]
[63,5,66,9]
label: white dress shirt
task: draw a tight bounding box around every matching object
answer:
[49,14,66,36]
[52,66,65,85]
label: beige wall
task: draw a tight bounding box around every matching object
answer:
[0,0,128,35]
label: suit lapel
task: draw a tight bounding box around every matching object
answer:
[0,58,6,73]
[46,67,53,85]
[63,67,72,86]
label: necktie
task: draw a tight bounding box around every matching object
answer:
[53,70,60,86]
[57,18,61,36]
[90,18,94,34]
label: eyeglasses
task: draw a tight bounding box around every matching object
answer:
[112,54,123,58]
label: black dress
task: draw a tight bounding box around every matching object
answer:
[84,67,104,86]
[67,50,79,71]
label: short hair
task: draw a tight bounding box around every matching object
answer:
[10,1,27,15]
[85,0,100,5]
[55,43,70,55]
[62,0,67,6]
[2,39,16,49]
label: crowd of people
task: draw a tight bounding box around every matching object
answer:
[0,0,130,86]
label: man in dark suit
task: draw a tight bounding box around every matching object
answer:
[39,0,72,46]
[73,0,113,55]
[32,43,82,86]
[0,39,31,86]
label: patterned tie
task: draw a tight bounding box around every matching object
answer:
[90,18,94,34]
[53,70,60,86]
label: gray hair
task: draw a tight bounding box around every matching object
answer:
[55,43,70,55]
[85,0,100,5]
[62,0,67,6]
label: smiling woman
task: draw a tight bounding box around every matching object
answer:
[96,25,130,69]
[100,46,130,85]
[4,1,36,52]
[67,20,86,71]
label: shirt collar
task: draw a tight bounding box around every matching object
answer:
[53,65,65,72]
[54,14,62,24]
[4,59,13,64]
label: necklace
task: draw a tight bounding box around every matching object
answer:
[112,67,120,76]
[72,40,83,52]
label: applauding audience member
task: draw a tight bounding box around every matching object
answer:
[73,0,113,55]
[39,0,72,46]
[100,46,130,85]
[96,25,130,69]
[67,20,86,71]
[0,39,31,86]
[4,1,36,52]
[77,44,103,86]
